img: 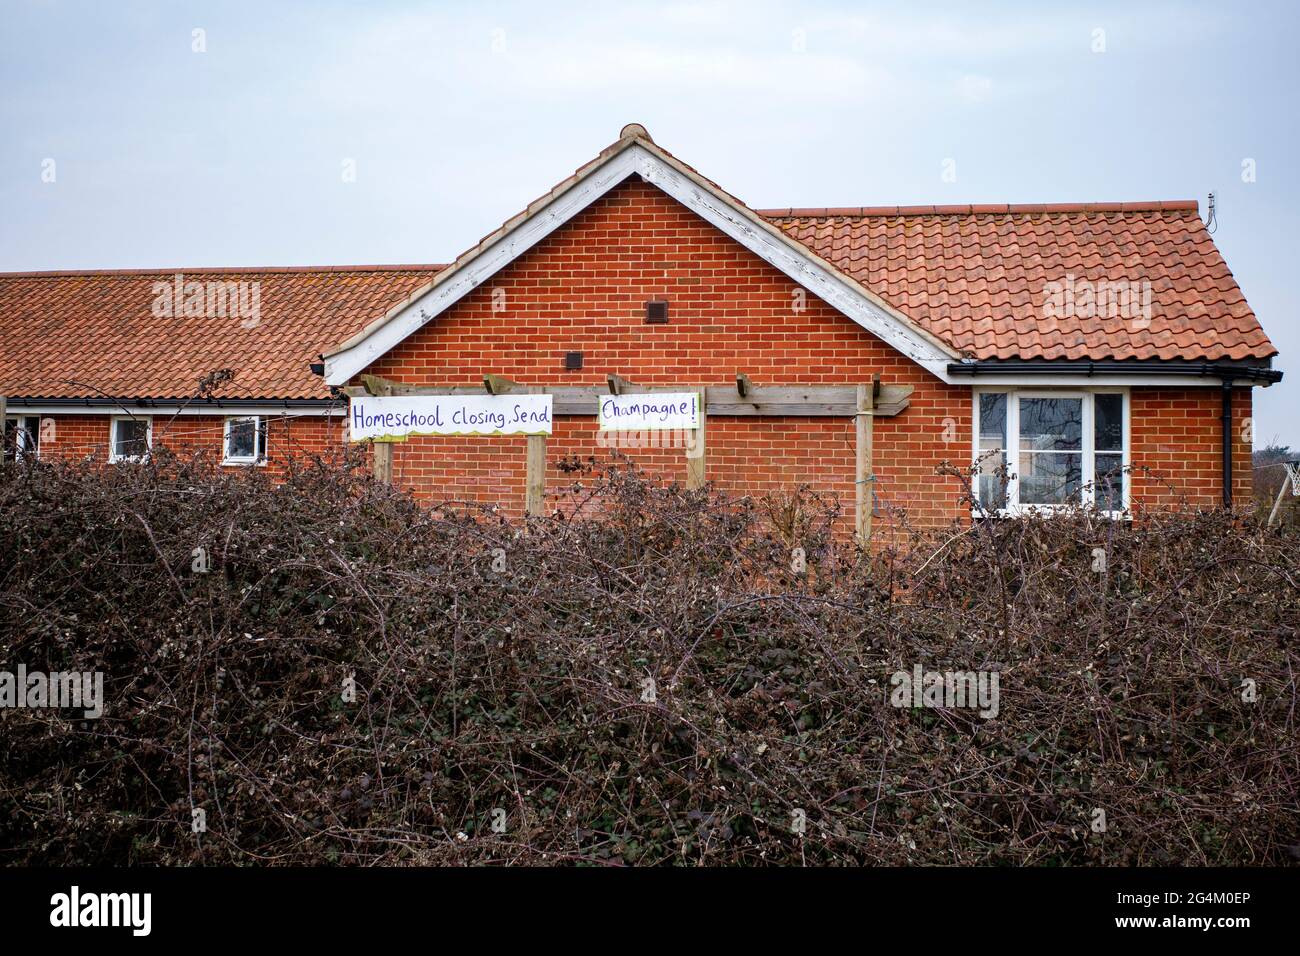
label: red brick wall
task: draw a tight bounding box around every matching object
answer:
[1131,386,1254,510]
[363,177,972,528]
[352,178,1257,526]
[14,180,1255,524]
[24,411,345,479]
[25,414,110,462]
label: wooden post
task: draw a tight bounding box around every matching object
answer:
[855,381,875,548]
[686,389,707,490]
[372,441,393,485]
[361,375,395,485]
[0,396,7,462]
[525,386,547,516]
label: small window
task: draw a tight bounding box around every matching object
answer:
[110,416,151,462]
[3,416,41,463]
[223,416,267,464]
[973,391,1128,515]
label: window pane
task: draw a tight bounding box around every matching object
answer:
[227,418,258,459]
[1018,451,1083,505]
[23,417,40,456]
[1020,398,1082,451]
[114,419,148,459]
[1094,453,1124,510]
[979,393,1006,440]
[977,449,1007,510]
[977,393,1008,509]
[1095,394,1123,451]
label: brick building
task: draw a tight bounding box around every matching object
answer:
[0,125,1282,533]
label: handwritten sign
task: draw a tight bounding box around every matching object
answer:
[349,394,553,441]
[598,392,700,431]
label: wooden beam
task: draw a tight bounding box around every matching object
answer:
[525,386,547,516]
[686,389,707,490]
[705,383,909,418]
[360,373,400,396]
[483,373,518,395]
[606,373,636,395]
[735,373,752,398]
[338,381,911,418]
[855,382,875,549]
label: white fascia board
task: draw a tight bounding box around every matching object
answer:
[324,147,643,386]
[633,147,954,377]
[324,143,956,386]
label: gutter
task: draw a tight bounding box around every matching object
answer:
[947,359,1284,511]
[946,359,1283,384]
[3,395,340,416]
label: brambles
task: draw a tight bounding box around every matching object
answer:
[0,451,1296,865]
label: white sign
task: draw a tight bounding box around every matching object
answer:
[598,393,701,431]
[349,394,553,441]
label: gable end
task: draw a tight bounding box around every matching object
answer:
[322,139,957,386]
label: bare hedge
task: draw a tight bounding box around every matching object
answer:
[1,450,1297,865]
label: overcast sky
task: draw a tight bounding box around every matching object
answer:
[2,0,1296,447]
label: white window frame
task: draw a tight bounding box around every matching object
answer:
[3,415,42,462]
[109,415,153,463]
[222,415,267,466]
[971,387,1130,517]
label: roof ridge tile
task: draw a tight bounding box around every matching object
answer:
[756,200,1200,219]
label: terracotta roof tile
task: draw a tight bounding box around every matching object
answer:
[759,204,1275,362]
[0,266,442,400]
[0,178,1276,398]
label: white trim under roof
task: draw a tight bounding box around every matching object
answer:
[322,135,960,387]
